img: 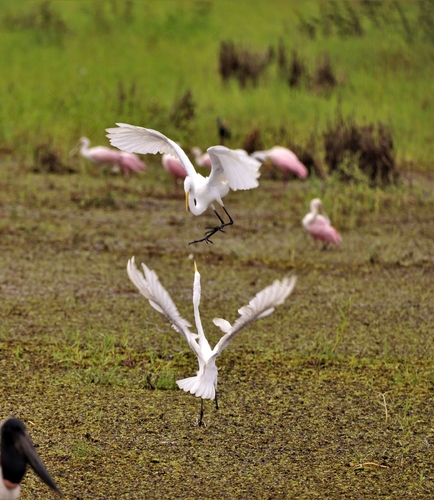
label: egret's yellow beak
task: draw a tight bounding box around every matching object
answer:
[194,261,198,273]
[185,191,189,213]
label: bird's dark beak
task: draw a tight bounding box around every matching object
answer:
[15,433,63,497]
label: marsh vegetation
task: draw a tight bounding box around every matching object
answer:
[1,0,433,498]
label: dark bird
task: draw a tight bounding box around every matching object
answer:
[216,117,231,145]
[0,418,62,499]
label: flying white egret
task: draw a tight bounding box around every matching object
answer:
[106,124,262,245]
[127,257,296,426]
[0,418,62,499]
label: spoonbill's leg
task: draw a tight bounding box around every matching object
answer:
[215,391,219,410]
[188,207,234,245]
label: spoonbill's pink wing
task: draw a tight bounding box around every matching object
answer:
[88,147,121,164]
[162,155,187,179]
[307,217,341,245]
[118,152,146,173]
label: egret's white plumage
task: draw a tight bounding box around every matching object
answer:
[107,124,261,244]
[127,257,296,424]
[0,419,62,499]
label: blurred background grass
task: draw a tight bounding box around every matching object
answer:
[0,0,433,171]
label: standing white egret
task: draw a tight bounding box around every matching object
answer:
[0,418,62,499]
[106,124,261,244]
[127,257,296,426]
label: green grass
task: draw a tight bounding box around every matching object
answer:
[1,1,434,498]
[0,0,433,171]
[0,157,433,497]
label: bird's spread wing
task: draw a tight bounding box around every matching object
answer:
[127,257,199,350]
[106,123,196,178]
[207,146,261,191]
[212,276,297,355]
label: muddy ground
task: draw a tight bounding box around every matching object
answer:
[0,160,433,499]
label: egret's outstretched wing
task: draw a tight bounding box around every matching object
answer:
[207,146,261,191]
[127,257,199,350]
[106,123,196,178]
[212,276,297,355]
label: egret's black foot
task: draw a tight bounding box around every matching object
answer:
[188,234,215,245]
[188,207,234,245]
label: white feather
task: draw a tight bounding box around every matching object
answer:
[127,259,296,404]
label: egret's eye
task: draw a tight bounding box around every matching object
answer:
[193,198,197,206]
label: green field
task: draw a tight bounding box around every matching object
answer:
[1,0,434,169]
[1,1,434,499]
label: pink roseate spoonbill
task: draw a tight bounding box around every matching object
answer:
[0,418,63,499]
[118,151,146,174]
[70,137,145,176]
[106,123,261,245]
[70,137,121,166]
[302,198,341,248]
[162,153,187,182]
[127,257,296,426]
[191,147,212,168]
[252,146,308,179]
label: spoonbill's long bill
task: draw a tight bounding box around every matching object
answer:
[252,146,308,179]
[106,124,261,245]
[302,198,341,248]
[127,257,296,426]
[0,418,62,499]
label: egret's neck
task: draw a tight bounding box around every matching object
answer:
[193,273,212,355]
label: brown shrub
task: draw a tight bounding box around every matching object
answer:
[218,40,273,88]
[323,115,398,185]
[33,143,74,174]
[242,128,263,155]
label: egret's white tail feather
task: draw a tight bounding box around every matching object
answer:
[177,364,218,400]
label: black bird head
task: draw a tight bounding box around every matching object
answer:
[216,117,231,144]
[1,418,63,496]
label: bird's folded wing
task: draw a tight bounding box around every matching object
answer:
[207,146,261,191]
[127,257,199,347]
[212,276,297,355]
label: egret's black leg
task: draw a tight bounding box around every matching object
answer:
[198,398,205,427]
[188,207,234,245]
[215,391,219,410]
